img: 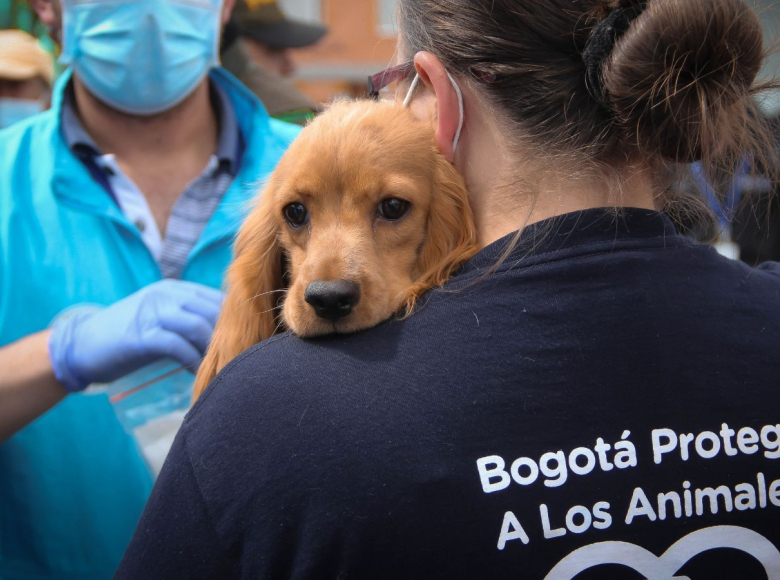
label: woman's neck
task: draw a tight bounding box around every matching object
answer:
[459,105,658,248]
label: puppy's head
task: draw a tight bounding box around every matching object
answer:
[192,100,477,400]
[270,100,476,335]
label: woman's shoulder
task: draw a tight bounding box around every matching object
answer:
[184,322,408,424]
[184,240,780,442]
[755,260,780,279]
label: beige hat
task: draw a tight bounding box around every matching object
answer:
[0,30,54,86]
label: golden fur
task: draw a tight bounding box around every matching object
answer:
[192,100,478,401]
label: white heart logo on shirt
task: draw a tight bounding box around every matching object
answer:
[545,526,780,580]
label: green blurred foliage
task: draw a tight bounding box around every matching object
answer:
[1,0,45,35]
[1,0,59,72]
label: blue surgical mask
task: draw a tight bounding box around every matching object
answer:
[0,98,45,130]
[60,0,222,116]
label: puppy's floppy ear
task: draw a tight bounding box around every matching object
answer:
[404,153,478,313]
[192,185,285,402]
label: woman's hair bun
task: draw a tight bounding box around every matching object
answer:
[603,0,766,164]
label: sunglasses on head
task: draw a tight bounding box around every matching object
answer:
[367,62,415,99]
[367,61,498,100]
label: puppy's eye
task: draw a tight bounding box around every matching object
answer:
[283,203,309,228]
[378,198,411,221]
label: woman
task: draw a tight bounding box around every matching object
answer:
[116,0,780,578]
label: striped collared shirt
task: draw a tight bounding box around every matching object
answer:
[61,80,243,279]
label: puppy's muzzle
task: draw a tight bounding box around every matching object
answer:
[304,280,361,321]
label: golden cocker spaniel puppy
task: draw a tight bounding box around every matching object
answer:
[193,99,478,400]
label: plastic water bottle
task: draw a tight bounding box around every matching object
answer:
[49,305,195,477]
[106,358,195,477]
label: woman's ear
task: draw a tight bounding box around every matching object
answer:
[192,189,285,402]
[411,51,462,163]
[403,152,478,314]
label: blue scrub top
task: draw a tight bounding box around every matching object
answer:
[0,67,300,580]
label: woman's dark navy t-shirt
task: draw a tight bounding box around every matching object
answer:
[117,208,780,580]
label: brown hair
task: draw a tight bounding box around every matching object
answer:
[399,0,777,214]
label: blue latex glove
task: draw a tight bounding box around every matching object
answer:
[49,280,224,393]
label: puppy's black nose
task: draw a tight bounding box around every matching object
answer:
[304,280,361,321]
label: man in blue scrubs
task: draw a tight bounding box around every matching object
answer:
[0,0,300,578]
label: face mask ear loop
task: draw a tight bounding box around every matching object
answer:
[446,72,464,154]
[403,73,421,108]
[403,71,464,154]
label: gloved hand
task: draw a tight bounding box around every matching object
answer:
[49,280,225,393]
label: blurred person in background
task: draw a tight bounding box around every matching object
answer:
[731,166,780,264]
[0,0,299,578]
[221,0,326,125]
[0,29,53,129]
[729,105,780,265]
[678,133,780,265]
[235,0,325,78]
[673,87,780,264]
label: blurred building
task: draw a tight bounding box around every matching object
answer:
[280,0,398,104]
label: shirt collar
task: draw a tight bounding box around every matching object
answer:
[460,207,680,275]
[60,78,243,177]
[61,82,101,158]
[211,80,242,176]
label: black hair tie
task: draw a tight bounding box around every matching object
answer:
[583,3,648,108]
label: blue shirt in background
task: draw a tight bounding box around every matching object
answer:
[0,67,300,580]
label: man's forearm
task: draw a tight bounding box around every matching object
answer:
[0,331,67,442]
